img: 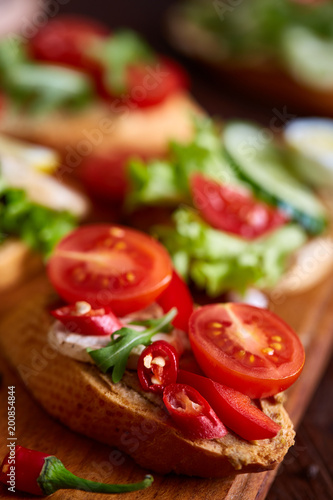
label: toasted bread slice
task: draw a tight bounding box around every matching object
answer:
[0,92,200,156]
[0,239,42,295]
[0,277,295,478]
[167,11,333,116]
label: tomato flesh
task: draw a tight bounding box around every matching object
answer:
[189,303,305,399]
[156,270,194,332]
[47,224,172,316]
[29,16,109,71]
[191,173,289,240]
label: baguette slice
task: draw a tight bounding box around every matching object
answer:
[0,276,295,478]
[167,10,333,116]
[0,92,200,156]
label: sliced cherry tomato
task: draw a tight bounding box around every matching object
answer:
[79,150,144,203]
[177,370,281,440]
[125,57,188,108]
[156,270,194,332]
[29,16,109,71]
[191,173,289,240]
[137,340,179,394]
[163,383,227,440]
[50,301,123,336]
[47,224,172,316]
[189,303,305,399]
[99,57,188,108]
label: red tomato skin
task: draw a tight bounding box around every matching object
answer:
[191,173,289,240]
[177,370,281,440]
[29,16,109,71]
[98,57,188,108]
[125,57,188,108]
[163,383,228,440]
[156,270,194,332]
[47,224,172,316]
[50,304,123,336]
[137,340,179,394]
[189,303,305,399]
[79,150,144,203]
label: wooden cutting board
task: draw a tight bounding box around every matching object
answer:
[1,272,333,500]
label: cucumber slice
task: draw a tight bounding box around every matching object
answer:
[223,121,327,234]
[281,27,333,91]
[284,118,333,188]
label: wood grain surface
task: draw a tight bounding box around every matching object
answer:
[1,3,333,499]
[0,270,333,500]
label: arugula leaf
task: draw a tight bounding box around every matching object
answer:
[89,30,155,95]
[0,183,77,257]
[87,308,177,383]
[129,317,173,332]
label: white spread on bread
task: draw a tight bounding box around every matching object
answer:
[48,302,190,368]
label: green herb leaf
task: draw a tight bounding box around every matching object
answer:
[0,39,94,114]
[87,308,177,383]
[89,30,155,95]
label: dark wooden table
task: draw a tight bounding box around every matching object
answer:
[2,1,333,498]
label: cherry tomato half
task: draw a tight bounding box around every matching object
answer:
[156,270,194,332]
[189,303,305,399]
[50,301,123,336]
[191,173,289,240]
[98,57,188,108]
[47,224,172,316]
[29,16,109,71]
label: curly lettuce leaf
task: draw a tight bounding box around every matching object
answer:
[127,116,241,209]
[154,207,307,296]
[0,183,77,258]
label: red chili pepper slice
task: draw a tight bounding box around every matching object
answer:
[177,370,281,440]
[50,301,123,336]
[137,340,178,394]
[163,383,228,440]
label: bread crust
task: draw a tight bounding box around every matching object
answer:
[0,92,200,156]
[0,278,295,478]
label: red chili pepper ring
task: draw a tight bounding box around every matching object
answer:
[137,340,179,394]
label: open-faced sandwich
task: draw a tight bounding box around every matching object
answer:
[0,135,89,294]
[0,223,304,477]
[0,16,199,163]
[167,0,333,115]
[108,116,333,303]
